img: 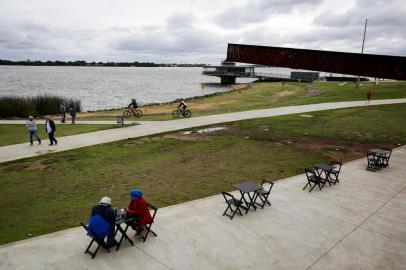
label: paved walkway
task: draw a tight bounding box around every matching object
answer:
[1,99,405,164]
[1,146,405,270]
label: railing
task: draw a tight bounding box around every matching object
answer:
[202,70,292,79]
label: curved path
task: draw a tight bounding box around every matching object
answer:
[0,98,405,164]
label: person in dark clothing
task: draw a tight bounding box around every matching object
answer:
[366,89,373,104]
[88,197,117,248]
[68,106,77,124]
[45,115,57,146]
[126,189,152,237]
[177,99,187,112]
[128,98,138,109]
[59,104,66,123]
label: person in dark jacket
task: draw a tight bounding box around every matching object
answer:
[68,105,77,124]
[126,189,152,236]
[45,115,57,146]
[88,196,117,248]
[59,104,66,123]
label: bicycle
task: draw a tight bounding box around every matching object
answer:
[123,107,143,118]
[172,108,191,118]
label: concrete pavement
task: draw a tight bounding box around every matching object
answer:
[0,146,405,270]
[1,98,406,163]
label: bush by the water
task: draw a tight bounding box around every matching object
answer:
[0,95,81,118]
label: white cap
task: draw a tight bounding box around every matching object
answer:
[99,196,112,205]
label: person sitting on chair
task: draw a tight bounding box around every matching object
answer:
[178,99,187,112]
[126,189,152,237]
[128,98,138,109]
[88,197,117,248]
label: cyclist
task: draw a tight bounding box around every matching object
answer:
[178,99,187,112]
[128,98,138,109]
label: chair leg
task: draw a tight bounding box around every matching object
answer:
[309,183,317,192]
[303,182,310,190]
[85,239,94,254]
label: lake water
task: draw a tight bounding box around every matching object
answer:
[0,66,260,111]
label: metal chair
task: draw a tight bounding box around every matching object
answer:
[222,192,243,220]
[381,148,392,167]
[367,151,381,171]
[253,179,274,209]
[303,168,324,192]
[141,204,158,242]
[329,161,342,184]
[80,222,111,259]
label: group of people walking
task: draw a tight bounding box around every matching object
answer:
[25,103,78,146]
[59,104,77,124]
[25,115,57,146]
[88,189,152,248]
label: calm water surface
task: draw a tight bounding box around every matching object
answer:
[0,66,258,111]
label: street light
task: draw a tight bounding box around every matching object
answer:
[357,18,368,86]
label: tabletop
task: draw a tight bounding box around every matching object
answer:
[370,149,391,155]
[114,209,133,225]
[233,182,261,193]
[314,163,334,172]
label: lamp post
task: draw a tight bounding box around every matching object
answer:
[357,18,368,86]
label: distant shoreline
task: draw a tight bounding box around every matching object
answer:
[0,60,207,68]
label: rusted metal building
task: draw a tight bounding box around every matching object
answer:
[226,43,406,80]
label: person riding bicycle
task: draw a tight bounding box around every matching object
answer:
[128,98,138,109]
[178,99,187,112]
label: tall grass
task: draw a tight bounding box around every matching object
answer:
[0,95,81,118]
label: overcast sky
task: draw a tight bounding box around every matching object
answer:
[0,0,405,63]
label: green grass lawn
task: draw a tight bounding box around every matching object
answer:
[0,124,118,147]
[0,103,405,244]
[78,81,406,121]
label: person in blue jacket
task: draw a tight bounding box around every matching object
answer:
[88,197,117,248]
[68,105,77,124]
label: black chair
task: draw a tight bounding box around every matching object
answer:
[329,161,342,184]
[253,179,274,209]
[381,148,392,167]
[80,222,111,259]
[303,168,324,192]
[222,192,243,220]
[367,151,381,171]
[139,203,158,242]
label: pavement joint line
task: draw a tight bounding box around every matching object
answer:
[306,184,406,269]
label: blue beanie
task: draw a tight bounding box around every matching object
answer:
[130,189,143,198]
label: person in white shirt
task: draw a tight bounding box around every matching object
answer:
[45,115,58,146]
[25,116,41,146]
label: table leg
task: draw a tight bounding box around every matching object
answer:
[238,191,249,213]
[115,224,134,251]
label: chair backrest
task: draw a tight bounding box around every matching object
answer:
[222,191,235,203]
[148,203,158,224]
[367,151,377,160]
[304,168,316,179]
[81,222,97,239]
[381,148,392,157]
[260,178,274,193]
[330,160,342,173]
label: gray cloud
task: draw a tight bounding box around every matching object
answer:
[115,13,227,57]
[213,0,323,28]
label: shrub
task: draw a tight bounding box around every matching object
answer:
[0,95,81,118]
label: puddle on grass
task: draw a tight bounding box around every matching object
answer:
[182,127,226,135]
[299,114,314,118]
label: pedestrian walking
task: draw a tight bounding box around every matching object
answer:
[25,115,41,146]
[45,115,57,145]
[366,89,373,104]
[69,105,77,124]
[60,103,66,123]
